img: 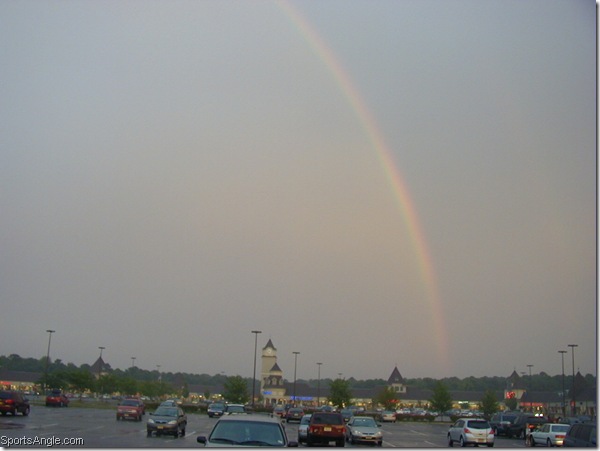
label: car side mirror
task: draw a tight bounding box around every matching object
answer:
[287,440,298,447]
[197,436,207,444]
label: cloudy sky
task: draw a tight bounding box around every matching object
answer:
[1,0,595,382]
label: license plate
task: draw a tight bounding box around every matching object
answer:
[158,426,164,429]
[324,427,332,432]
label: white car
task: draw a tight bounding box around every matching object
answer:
[448,418,495,447]
[297,414,311,444]
[197,415,296,447]
[527,423,570,447]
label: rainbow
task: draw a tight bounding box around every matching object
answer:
[277,0,449,370]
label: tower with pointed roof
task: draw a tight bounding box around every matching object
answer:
[260,339,286,405]
[388,366,407,394]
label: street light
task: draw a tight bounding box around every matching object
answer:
[44,330,55,392]
[316,362,323,407]
[527,364,533,412]
[559,350,567,417]
[293,352,300,406]
[568,344,578,415]
[251,330,262,407]
[131,357,136,368]
[98,346,105,400]
[156,365,161,381]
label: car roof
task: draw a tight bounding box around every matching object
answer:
[216,414,283,424]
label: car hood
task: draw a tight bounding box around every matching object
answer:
[351,426,379,434]
[149,414,179,422]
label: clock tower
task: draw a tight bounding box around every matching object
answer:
[260,339,285,405]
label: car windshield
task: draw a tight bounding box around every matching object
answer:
[312,413,343,425]
[209,420,285,446]
[210,403,225,409]
[154,407,177,417]
[228,405,245,412]
[552,425,570,433]
[122,400,139,406]
[353,417,377,427]
[467,420,490,429]
[300,415,311,425]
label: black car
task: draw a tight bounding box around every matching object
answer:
[489,412,518,435]
[0,391,30,416]
[505,413,547,438]
[207,402,225,418]
[563,422,596,447]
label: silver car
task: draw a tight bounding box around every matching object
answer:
[448,418,494,447]
[197,414,298,447]
[345,416,383,446]
[297,414,312,444]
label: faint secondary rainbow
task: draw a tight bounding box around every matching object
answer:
[277,0,449,369]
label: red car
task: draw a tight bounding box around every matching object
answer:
[0,391,30,416]
[45,389,69,407]
[117,398,145,421]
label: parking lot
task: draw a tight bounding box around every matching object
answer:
[0,406,528,447]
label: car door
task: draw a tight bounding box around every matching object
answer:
[450,420,464,441]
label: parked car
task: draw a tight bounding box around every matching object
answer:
[307,412,346,447]
[489,412,518,436]
[160,399,178,407]
[146,405,187,437]
[506,413,547,438]
[379,410,396,423]
[563,422,596,447]
[285,407,304,423]
[0,391,30,416]
[197,414,298,447]
[45,389,69,407]
[527,423,570,447]
[340,409,354,423]
[116,398,144,421]
[207,402,226,418]
[345,415,383,446]
[447,418,495,447]
[297,414,312,444]
[224,404,247,415]
[273,405,286,417]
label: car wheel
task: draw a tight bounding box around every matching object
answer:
[146,430,152,437]
[460,436,466,447]
[23,407,30,416]
[448,435,453,447]
[336,438,345,447]
[181,425,186,437]
[546,438,552,447]
[487,443,494,447]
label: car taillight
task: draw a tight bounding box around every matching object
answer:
[488,429,495,435]
[5,399,14,405]
[464,428,471,434]
[556,435,565,439]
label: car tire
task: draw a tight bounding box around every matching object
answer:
[487,443,494,447]
[336,438,345,447]
[448,435,453,447]
[460,436,466,447]
[146,430,152,437]
[23,407,30,416]
[546,438,552,447]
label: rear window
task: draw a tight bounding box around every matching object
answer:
[0,392,12,399]
[311,413,343,425]
[467,420,491,429]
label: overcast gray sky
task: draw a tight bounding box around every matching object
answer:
[1,0,596,382]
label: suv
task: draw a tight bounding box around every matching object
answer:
[489,412,518,436]
[307,412,346,447]
[117,398,145,421]
[505,413,546,438]
[563,422,596,447]
[0,391,30,416]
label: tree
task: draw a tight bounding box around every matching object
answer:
[223,376,249,404]
[429,381,453,414]
[328,379,352,408]
[66,370,95,398]
[479,389,500,419]
[375,386,397,410]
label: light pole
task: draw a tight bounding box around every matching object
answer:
[559,350,567,417]
[293,352,300,406]
[131,356,136,369]
[251,330,262,407]
[527,364,533,412]
[44,330,55,392]
[98,346,105,399]
[568,344,578,415]
[316,362,322,407]
[156,365,161,381]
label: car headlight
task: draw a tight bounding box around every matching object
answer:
[375,431,382,437]
[148,419,155,424]
[168,420,177,425]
